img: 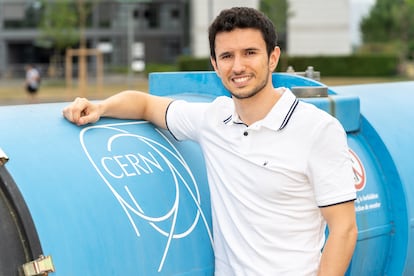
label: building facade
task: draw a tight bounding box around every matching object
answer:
[287,0,352,56]
[0,0,353,77]
[0,0,190,77]
[0,0,260,78]
[190,0,259,58]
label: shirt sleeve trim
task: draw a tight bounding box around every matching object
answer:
[319,198,356,208]
[165,100,180,141]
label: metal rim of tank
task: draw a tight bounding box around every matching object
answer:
[290,86,328,98]
[0,165,43,275]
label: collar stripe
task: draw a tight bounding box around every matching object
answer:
[278,98,299,130]
[223,115,232,124]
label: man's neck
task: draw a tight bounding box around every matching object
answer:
[234,87,284,126]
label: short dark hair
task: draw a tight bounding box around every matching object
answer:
[208,7,278,60]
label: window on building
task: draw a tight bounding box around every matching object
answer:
[163,38,181,63]
[144,3,159,29]
[96,2,116,28]
[171,9,180,19]
[3,2,42,29]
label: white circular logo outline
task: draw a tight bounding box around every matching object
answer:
[80,121,213,272]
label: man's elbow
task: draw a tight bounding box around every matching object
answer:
[350,222,358,245]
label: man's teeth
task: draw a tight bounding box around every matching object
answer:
[234,77,249,83]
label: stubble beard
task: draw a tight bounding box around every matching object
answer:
[230,73,269,100]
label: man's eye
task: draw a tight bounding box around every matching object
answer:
[246,51,256,55]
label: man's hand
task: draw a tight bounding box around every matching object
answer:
[62,97,102,126]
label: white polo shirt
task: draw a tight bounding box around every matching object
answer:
[166,88,356,276]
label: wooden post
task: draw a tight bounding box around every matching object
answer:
[65,48,104,98]
[78,47,87,97]
[65,49,73,99]
[77,0,87,97]
[65,0,103,99]
[96,50,103,97]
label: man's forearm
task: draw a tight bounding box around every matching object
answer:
[317,228,358,276]
[100,90,172,128]
[100,90,148,119]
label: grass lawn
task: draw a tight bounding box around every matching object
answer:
[0,75,411,106]
[0,75,149,105]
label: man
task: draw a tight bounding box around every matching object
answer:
[63,7,357,275]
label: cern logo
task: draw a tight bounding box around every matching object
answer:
[80,121,213,272]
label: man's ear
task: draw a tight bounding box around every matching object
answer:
[269,46,281,71]
[210,57,219,75]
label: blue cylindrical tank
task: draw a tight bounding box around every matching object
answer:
[333,81,414,276]
[0,72,413,275]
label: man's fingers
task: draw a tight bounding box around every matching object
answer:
[78,111,99,125]
[62,97,94,125]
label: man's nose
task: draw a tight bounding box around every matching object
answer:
[232,55,246,73]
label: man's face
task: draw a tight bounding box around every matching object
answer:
[211,28,279,100]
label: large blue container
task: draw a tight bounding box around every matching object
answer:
[0,72,413,275]
[333,81,414,276]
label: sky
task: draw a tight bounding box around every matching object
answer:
[350,0,376,45]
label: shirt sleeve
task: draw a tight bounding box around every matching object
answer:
[307,116,357,207]
[165,100,209,142]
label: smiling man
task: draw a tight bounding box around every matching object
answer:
[63,7,357,275]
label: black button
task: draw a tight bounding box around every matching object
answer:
[243,131,248,136]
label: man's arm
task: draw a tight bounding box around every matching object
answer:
[318,200,358,276]
[62,90,173,128]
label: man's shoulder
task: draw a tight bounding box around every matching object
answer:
[212,95,232,104]
[297,100,336,121]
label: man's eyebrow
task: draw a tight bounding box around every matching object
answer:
[245,47,260,52]
[218,51,232,57]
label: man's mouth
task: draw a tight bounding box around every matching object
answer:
[232,75,251,86]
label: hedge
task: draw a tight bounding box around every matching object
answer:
[176,55,400,77]
[278,55,400,77]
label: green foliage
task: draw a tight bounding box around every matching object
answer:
[177,56,213,71]
[144,63,178,76]
[357,41,404,56]
[278,55,400,77]
[172,55,399,77]
[361,0,414,59]
[259,0,289,49]
[37,0,79,50]
[37,0,100,50]
[260,0,289,34]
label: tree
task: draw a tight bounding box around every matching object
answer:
[37,0,79,76]
[360,0,414,60]
[260,0,290,52]
[37,0,100,77]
